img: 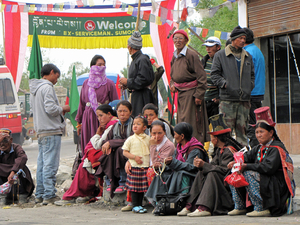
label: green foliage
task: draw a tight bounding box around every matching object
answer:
[120,67,128,78]
[189,1,238,57]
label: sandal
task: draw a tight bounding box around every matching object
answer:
[132,206,143,213]
[114,186,126,194]
[106,186,111,192]
[139,207,147,214]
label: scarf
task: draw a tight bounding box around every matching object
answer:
[229,44,242,59]
[176,137,203,162]
[113,117,133,140]
[134,133,150,156]
[87,65,107,113]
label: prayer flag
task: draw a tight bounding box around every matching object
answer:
[115,0,121,8]
[207,29,214,37]
[83,0,87,6]
[69,66,80,129]
[127,5,133,15]
[23,5,29,12]
[76,0,84,7]
[47,4,53,11]
[29,4,35,13]
[132,7,138,17]
[0,4,5,12]
[89,0,95,7]
[202,28,208,37]
[149,14,155,23]
[220,31,227,40]
[5,5,11,12]
[151,0,157,12]
[181,7,188,21]
[11,5,18,13]
[196,27,202,36]
[179,21,188,30]
[143,11,150,21]
[121,2,126,11]
[160,6,168,21]
[155,16,162,25]
[214,30,221,39]
[59,3,64,11]
[28,27,43,79]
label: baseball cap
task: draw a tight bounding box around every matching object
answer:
[202,37,221,47]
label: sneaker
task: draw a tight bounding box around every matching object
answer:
[41,196,60,205]
[228,209,247,216]
[54,199,76,206]
[177,207,191,216]
[114,186,126,194]
[187,209,211,217]
[76,196,92,204]
[246,209,270,217]
[121,205,133,212]
[132,206,147,213]
[106,186,111,192]
[35,197,43,204]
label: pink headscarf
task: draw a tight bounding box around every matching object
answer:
[87,65,107,113]
[176,137,203,162]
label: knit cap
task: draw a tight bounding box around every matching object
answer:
[230,26,246,40]
[128,31,143,50]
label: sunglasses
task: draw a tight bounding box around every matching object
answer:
[205,40,218,44]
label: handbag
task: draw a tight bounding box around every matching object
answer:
[153,187,190,216]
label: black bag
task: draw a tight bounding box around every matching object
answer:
[153,187,190,216]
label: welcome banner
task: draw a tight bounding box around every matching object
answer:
[28,12,152,49]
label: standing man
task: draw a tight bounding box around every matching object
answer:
[29,64,70,205]
[211,26,255,146]
[119,31,154,117]
[243,27,266,148]
[170,30,209,144]
[201,37,221,118]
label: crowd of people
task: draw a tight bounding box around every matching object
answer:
[0,26,294,218]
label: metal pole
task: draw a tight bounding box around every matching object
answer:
[1,11,6,64]
[272,37,277,123]
[287,34,292,151]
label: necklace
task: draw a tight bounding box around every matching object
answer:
[257,138,274,162]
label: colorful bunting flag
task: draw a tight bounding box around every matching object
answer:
[121,2,126,11]
[76,0,84,7]
[115,0,121,8]
[83,0,87,6]
[220,32,228,40]
[214,30,221,39]
[196,27,202,36]
[149,14,155,23]
[155,16,162,25]
[132,7,138,17]
[143,11,150,21]
[59,3,64,11]
[88,0,95,7]
[202,28,208,37]
[11,5,18,13]
[207,29,214,37]
[29,4,35,13]
[5,4,11,12]
[47,4,53,11]
[19,5,24,12]
[0,4,5,12]
[127,5,133,15]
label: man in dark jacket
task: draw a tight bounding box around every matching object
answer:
[201,37,221,118]
[0,128,34,205]
[119,31,154,117]
[211,26,255,146]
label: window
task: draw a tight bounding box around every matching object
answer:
[0,79,15,104]
[268,33,300,123]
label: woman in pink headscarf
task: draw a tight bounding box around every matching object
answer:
[76,55,118,154]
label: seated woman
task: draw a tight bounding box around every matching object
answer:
[177,114,243,217]
[95,100,134,197]
[142,103,173,142]
[122,120,175,211]
[54,105,118,205]
[227,106,292,217]
[145,122,208,206]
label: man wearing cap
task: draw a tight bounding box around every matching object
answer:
[0,128,34,205]
[29,64,70,205]
[211,26,255,146]
[201,37,222,118]
[170,30,209,144]
[119,31,154,117]
[243,27,266,148]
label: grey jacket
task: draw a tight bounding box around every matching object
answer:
[29,79,65,136]
[211,45,255,101]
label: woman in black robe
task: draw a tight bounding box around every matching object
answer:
[227,106,292,217]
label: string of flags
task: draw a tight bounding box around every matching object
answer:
[189,26,231,40]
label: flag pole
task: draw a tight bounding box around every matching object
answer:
[1,10,6,64]
[135,0,141,31]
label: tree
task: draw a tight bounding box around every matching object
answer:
[189,0,238,57]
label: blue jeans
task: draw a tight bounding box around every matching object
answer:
[36,135,61,200]
[104,169,127,187]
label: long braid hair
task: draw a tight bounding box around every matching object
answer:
[216,133,244,151]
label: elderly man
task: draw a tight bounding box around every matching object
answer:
[0,128,34,205]
[170,30,209,144]
[201,37,222,118]
[211,26,255,145]
[119,31,154,117]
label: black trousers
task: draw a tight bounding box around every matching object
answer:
[131,192,144,207]
[206,100,219,119]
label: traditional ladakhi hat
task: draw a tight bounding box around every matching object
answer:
[207,114,231,136]
[253,106,276,127]
[172,30,189,41]
[127,31,143,50]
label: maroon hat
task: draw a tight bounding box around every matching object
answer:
[172,30,189,41]
[207,114,231,136]
[252,106,276,127]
